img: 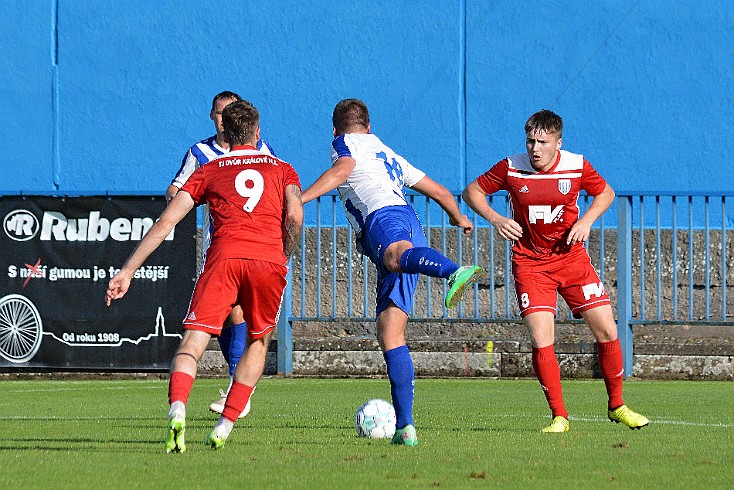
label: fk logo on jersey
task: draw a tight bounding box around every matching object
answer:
[528,205,564,224]
[582,282,605,301]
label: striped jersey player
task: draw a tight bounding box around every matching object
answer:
[463,109,649,434]
[301,98,484,447]
[331,132,425,238]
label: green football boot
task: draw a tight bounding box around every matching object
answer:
[165,414,186,453]
[205,430,228,450]
[541,415,570,433]
[608,405,649,430]
[391,425,418,446]
[445,266,485,308]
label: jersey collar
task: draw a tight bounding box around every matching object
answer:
[231,144,258,151]
[539,151,562,174]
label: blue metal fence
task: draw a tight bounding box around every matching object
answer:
[277,191,734,376]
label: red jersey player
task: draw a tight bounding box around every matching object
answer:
[463,109,648,433]
[106,100,303,452]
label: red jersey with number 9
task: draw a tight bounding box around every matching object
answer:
[181,145,300,266]
[476,150,607,262]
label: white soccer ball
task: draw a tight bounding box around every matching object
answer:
[354,399,396,439]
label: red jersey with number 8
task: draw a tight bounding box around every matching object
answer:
[181,145,301,266]
[476,150,607,262]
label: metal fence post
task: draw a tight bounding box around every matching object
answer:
[617,196,633,377]
[277,264,294,376]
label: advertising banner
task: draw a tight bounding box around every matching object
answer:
[0,195,196,370]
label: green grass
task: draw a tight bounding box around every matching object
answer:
[0,378,732,488]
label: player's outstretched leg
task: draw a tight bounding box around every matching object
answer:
[541,415,570,433]
[608,405,649,429]
[397,247,484,308]
[165,413,186,453]
[445,265,485,308]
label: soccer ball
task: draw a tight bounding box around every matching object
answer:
[354,399,396,439]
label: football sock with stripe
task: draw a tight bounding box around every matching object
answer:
[597,339,625,410]
[532,345,569,419]
[384,345,415,429]
[399,247,459,278]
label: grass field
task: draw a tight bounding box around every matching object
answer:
[0,377,732,488]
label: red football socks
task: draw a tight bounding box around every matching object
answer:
[532,345,569,419]
[168,371,194,405]
[597,339,625,410]
[222,382,254,422]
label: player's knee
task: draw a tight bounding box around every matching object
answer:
[229,307,245,325]
[383,253,401,272]
[383,242,412,272]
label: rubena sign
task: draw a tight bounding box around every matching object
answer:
[0,196,196,370]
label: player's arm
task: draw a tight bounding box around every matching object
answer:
[167,150,197,204]
[567,183,615,246]
[301,156,356,204]
[165,184,181,204]
[462,180,523,241]
[282,184,304,259]
[106,191,195,305]
[410,175,473,234]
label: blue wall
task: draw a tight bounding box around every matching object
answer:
[2,0,732,195]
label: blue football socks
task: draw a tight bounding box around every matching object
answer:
[384,345,415,429]
[399,247,459,278]
[217,326,233,365]
[228,322,247,377]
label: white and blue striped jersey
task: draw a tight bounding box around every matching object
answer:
[331,133,425,234]
[171,135,276,258]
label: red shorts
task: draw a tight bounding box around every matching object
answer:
[512,246,610,319]
[183,258,287,339]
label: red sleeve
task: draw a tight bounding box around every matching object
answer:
[180,165,207,205]
[580,159,607,196]
[283,163,301,190]
[475,159,510,194]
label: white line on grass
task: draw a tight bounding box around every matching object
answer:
[0,384,163,394]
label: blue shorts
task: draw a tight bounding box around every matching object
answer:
[361,205,428,317]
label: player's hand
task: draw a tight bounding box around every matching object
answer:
[567,220,592,246]
[492,216,523,241]
[165,186,179,205]
[450,214,473,234]
[105,271,132,306]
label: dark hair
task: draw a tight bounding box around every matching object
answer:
[222,100,259,146]
[211,91,242,111]
[332,98,370,135]
[525,109,563,137]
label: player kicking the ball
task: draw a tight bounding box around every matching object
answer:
[302,99,484,446]
[463,109,648,433]
[107,100,303,452]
